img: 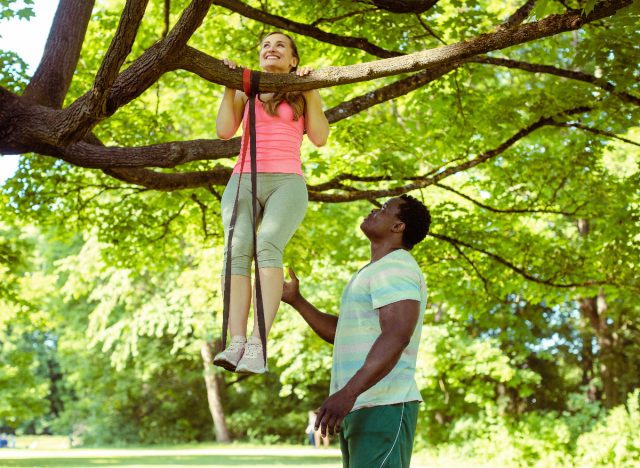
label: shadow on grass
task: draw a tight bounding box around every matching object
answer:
[0,454,342,467]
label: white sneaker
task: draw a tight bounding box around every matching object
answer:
[213,336,246,372]
[235,336,268,374]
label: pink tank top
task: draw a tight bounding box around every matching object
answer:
[233,96,305,175]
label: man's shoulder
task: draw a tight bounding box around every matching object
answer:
[374,249,421,273]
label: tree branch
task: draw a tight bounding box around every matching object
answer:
[60,0,150,143]
[210,0,401,58]
[415,13,446,45]
[21,0,95,108]
[39,0,633,149]
[52,0,213,145]
[55,139,239,169]
[103,167,232,191]
[102,106,591,197]
[430,232,609,288]
[498,0,538,30]
[552,122,640,147]
[370,0,439,14]
[449,241,491,294]
[471,56,640,107]
[310,8,378,27]
[433,182,584,215]
[305,106,591,202]
[163,0,171,38]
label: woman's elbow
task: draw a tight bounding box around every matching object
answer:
[309,129,330,147]
[217,129,233,140]
[216,123,236,140]
[311,136,328,147]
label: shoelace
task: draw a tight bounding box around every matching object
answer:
[243,342,263,359]
[227,341,245,352]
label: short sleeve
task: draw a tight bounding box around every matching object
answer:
[370,261,422,310]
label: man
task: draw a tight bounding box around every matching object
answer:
[282,194,431,467]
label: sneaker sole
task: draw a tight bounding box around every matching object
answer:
[212,357,238,372]
[235,364,268,375]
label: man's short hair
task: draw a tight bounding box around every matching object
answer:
[397,194,431,250]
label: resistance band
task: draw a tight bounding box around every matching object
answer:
[221,69,267,367]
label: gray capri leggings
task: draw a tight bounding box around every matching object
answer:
[221,173,308,277]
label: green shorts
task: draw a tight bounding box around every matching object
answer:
[339,401,419,468]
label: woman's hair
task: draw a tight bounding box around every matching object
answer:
[260,31,305,121]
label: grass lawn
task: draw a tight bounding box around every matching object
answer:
[0,446,343,467]
[0,437,488,467]
[0,438,343,467]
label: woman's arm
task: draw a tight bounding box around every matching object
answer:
[303,89,330,147]
[216,87,247,140]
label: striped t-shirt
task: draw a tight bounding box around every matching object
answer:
[330,249,427,411]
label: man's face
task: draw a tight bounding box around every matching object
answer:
[360,198,404,238]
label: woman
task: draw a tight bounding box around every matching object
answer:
[213,32,330,374]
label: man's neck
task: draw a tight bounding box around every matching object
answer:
[370,240,405,262]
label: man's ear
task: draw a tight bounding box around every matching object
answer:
[392,221,406,234]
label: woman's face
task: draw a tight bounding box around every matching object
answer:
[259,33,298,73]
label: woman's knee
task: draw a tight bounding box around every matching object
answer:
[256,238,283,268]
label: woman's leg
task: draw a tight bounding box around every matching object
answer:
[222,274,252,337]
[215,174,259,370]
[220,173,256,335]
[249,267,283,339]
[249,174,308,339]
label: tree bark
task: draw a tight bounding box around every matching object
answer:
[200,340,231,442]
[22,0,95,108]
[578,295,621,407]
[576,220,622,407]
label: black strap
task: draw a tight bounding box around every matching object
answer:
[222,70,267,367]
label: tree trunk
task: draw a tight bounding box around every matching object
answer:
[579,327,598,402]
[200,340,230,442]
[576,219,621,407]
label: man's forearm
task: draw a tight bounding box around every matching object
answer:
[288,296,338,344]
[342,332,408,399]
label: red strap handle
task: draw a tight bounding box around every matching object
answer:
[243,68,252,96]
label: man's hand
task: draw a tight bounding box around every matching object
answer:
[315,388,357,437]
[282,267,302,305]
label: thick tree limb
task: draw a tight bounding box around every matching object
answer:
[55,139,240,169]
[21,0,95,108]
[2,61,452,163]
[103,107,591,198]
[104,167,231,190]
[179,0,632,94]
[94,0,150,101]
[210,0,401,58]
[60,0,150,144]
[324,62,461,123]
[471,56,640,107]
[35,0,633,150]
[430,232,610,288]
[52,0,213,146]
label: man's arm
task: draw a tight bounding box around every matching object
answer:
[282,267,338,344]
[315,299,420,436]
